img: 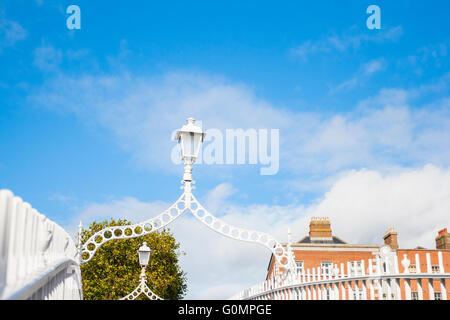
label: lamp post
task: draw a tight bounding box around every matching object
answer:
[120,242,162,300]
[175,117,206,184]
[80,117,297,295]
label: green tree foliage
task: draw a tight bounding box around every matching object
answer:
[80,218,187,300]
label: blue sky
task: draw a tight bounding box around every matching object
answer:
[1,1,450,298]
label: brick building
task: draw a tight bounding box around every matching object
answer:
[265,217,450,300]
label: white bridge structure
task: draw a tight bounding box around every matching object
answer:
[0,118,448,300]
[0,189,82,300]
[0,118,296,300]
[231,247,449,300]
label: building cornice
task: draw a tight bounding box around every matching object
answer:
[282,242,380,252]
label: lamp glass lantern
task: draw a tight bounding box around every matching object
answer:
[138,242,152,267]
[175,118,206,164]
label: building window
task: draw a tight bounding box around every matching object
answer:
[431,265,440,273]
[408,264,416,273]
[434,292,442,300]
[350,261,362,276]
[321,261,332,275]
[296,261,304,274]
[411,292,418,300]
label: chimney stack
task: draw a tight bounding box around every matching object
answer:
[309,217,332,241]
[436,228,450,249]
[383,227,399,250]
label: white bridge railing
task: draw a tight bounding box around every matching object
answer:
[231,250,449,300]
[0,189,82,300]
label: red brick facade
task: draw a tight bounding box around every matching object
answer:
[265,218,450,300]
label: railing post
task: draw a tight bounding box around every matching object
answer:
[368,279,375,300]
[417,278,423,300]
[336,283,340,300]
[385,279,392,300]
[428,279,434,300]
[440,279,447,300]
[0,190,13,290]
[362,279,367,300]
[8,197,24,286]
[394,278,401,300]
[341,281,346,300]
[404,279,411,300]
[355,281,360,300]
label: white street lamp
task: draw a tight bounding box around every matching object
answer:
[137,242,151,267]
[175,117,206,182]
[120,243,162,300]
[82,117,297,298]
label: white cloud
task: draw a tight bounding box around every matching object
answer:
[329,58,386,94]
[66,164,450,299]
[29,71,450,186]
[33,44,63,71]
[201,183,237,214]
[0,15,27,51]
[291,26,403,61]
[49,193,76,203]
[362,58,386,75]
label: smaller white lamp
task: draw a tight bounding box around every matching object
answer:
[138,242,152,267]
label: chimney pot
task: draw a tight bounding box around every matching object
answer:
[383,227,399,250]
[436,227,450,250]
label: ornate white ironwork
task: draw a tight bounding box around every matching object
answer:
[120,266,163,300]
[79,193,187,264]
[231,249,450,300]
[80,181,296,273]
[79,118,296,280]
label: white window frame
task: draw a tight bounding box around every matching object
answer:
[350,261,362,276]
[321,261,333,275]
[295,261,304,274]
[408,264,417,273]
[431,265,440,274]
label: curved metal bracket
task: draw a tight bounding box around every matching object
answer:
[80,193,187,264]
[188,193,295,271]
[120,271,163,300]
[80,181,296,276]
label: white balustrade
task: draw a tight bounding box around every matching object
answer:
[0,189,82,300]
[230,250,450,301]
